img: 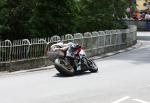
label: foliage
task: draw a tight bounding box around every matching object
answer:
[0,0,129,40]
[77,0,129,32]
[0,0,9,39]
[0,0,35,40]
[113,0,130,19]
[0,0,80,40]
[27,0,80,38]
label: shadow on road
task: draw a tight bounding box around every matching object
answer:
[53,71,94,78]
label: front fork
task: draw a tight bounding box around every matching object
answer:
[74,54,90,70]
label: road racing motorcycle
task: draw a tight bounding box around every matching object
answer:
[47,43,98,76]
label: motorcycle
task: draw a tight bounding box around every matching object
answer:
[47,43,98,76]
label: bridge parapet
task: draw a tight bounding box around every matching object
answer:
[0,25,137,71]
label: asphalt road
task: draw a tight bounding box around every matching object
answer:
[0,32,150,103]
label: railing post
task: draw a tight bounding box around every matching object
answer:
[38,39,47,56]
[98,31,105,54]
[91,31,100,55]
[64,34,74,43]
[74,33,84,47]
[22,39,31,58]
[4,40,12,63]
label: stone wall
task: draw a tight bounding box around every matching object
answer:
[122,20,147,31]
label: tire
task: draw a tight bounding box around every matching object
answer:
[88,59,98,73]
[54,58,75,76]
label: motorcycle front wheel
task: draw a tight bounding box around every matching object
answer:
[54,57,75,76]
[88,59,98,73]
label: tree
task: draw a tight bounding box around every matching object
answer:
[0,0,9,40]
[0,0,35,40]
[113,0,130,19]
[0,0,129,40]
[28,0,80,37]
[0,0,80,40]
[77,0,129,32]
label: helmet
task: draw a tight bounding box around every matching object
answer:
[73,44,81,49]
[70,43,81,52]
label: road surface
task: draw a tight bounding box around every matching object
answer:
[0,32,150,103]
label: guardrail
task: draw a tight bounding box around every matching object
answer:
[0,25,137,71]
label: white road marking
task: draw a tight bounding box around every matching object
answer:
[132,99,150,103]
[112,96,130,103]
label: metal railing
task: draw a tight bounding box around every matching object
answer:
[0,28,137,63]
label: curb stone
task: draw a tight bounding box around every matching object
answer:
[0,65,54,77]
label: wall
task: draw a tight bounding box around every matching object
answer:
[0,25,137,72]
[122,20,147,31]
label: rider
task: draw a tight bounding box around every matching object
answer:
[51,40,82,71]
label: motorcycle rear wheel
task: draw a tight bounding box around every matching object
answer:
[54,57,75,76]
